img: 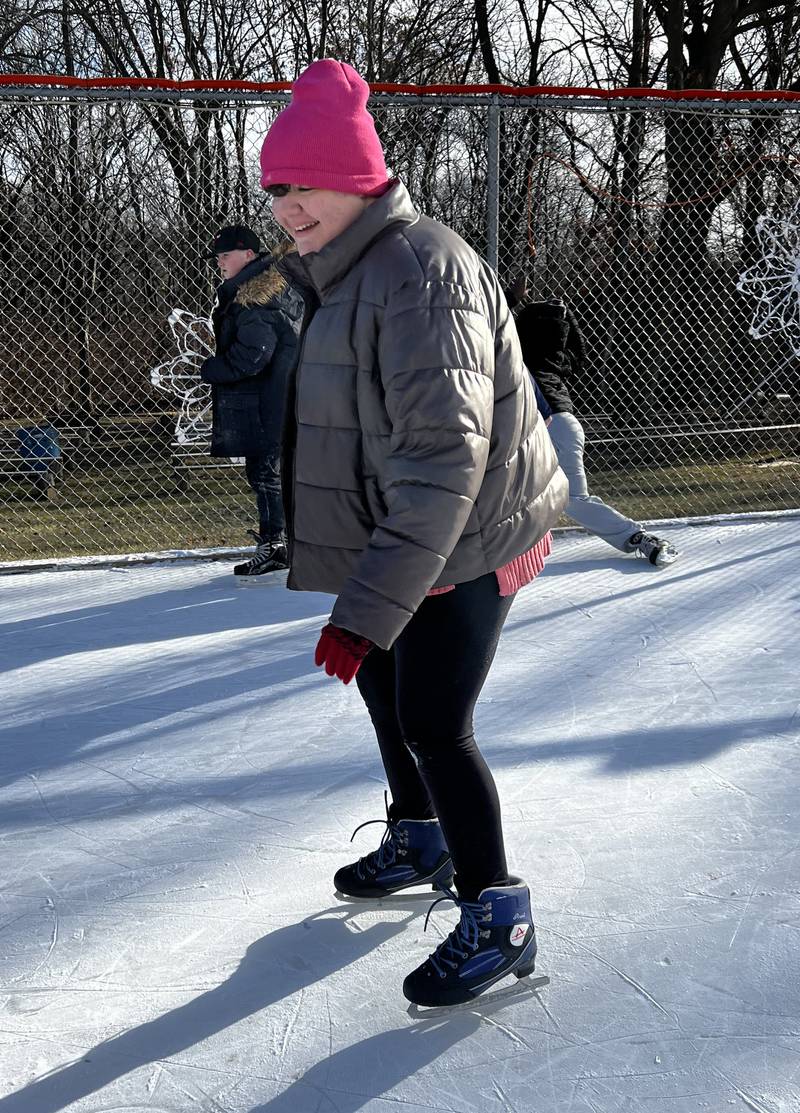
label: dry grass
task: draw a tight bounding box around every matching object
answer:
[2,452,799,563]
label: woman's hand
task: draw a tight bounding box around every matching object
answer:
[314,623,374,684]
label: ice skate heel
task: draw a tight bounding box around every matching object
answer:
[514,945,538,980]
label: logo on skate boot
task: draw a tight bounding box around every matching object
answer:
[509,924,529,946]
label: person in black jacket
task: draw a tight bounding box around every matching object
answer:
[513,295,679,567]
[200,226,302,577]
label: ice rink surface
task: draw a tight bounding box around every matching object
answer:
[1,518,798,1113]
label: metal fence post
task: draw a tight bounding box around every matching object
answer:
[486,95,500,270]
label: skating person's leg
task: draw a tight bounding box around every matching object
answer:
[235,451,288,577]
[393,572,514,902]
[245,449,285,543]
[332,646,452,898]
[356,649,435,821]
[548,412,640,551]
[548,414,679,565]
[395,575,541,1007]
[335,573,512,900]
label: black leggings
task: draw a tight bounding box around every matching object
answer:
[355,572,515,900]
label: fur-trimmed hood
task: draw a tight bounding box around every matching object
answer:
[235,241,297,307]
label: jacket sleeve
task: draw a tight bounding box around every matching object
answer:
[200,307,281,384]
[330,278,495,647]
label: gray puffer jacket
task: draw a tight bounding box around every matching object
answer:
[279,182,567,650]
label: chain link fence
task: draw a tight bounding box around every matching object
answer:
[1,80,799,563]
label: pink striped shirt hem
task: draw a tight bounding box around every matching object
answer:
[427,530,552,598]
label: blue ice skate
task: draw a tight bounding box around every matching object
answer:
[334,796,454,899]
[403,876,538,1007]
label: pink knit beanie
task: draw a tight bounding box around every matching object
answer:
[260,60,389,195]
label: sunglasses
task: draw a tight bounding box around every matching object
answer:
[263,184,314,198]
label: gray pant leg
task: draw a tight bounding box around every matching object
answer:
[548,412,641,552]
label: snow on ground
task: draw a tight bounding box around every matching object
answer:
[1,518,798,1113]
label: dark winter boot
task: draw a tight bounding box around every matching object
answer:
[627,530,679,568]
[402,876,538,1007]
[334,797,454,899]
[234,531,289,577]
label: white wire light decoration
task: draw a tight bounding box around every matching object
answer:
[149,309,215,446]
[736,199,800,358]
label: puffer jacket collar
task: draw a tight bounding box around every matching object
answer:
[279,181,419,297]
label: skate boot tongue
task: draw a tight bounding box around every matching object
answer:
[422,885,486,975]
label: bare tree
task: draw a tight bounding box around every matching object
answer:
[3,0,800,424]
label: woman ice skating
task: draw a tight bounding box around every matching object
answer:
[260,59,568,1007]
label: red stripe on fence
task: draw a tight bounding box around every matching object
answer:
[2,74,800,100]
[0,75,293,91]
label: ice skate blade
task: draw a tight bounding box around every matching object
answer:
[406,975,550,1018]
[333,887,443,905]
[234,572,287,586]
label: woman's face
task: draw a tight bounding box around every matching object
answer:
[270,187,372,255]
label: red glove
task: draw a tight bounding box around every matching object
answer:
[314,623,374,685]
